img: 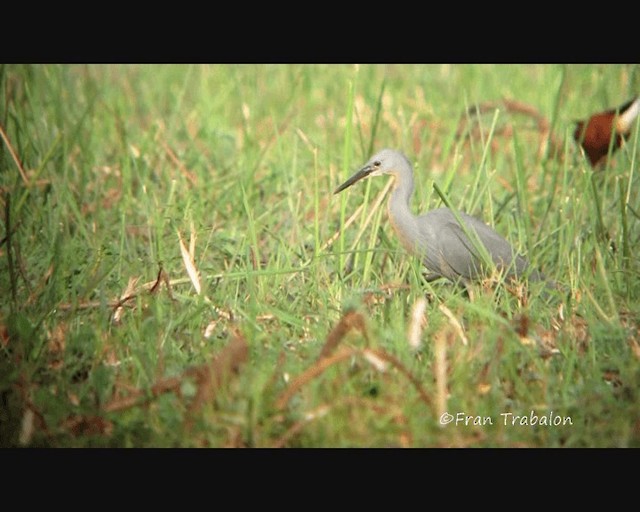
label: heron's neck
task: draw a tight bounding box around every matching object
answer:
[387,176,419,249]
[389,176,414,218]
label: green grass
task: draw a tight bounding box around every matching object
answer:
[1,64,640,447]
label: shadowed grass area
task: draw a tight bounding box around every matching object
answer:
[1,64,640,447]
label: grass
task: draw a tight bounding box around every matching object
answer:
[1,63,640,447]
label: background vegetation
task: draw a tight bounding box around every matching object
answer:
[1,64,639,447]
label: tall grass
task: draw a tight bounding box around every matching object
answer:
[1,64,639,447]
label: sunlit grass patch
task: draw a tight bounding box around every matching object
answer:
[1,64,640,447]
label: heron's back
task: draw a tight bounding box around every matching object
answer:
[412,207,532,282]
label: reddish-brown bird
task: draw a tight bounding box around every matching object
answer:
[573,96,640,167]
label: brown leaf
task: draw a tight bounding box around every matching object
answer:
[19,408,35,446]
[47,323,67,355]
[276,347,357,410]
[407,297,428,350]
[438,304,468,346]
[364,348,433,409]
[477,383,492,395]
[113,276,140,323]
[0,324,9,348]
[513,313,530,338]
[603,370,622,387]
[361,349,389,372]
[185,328,249,418]
[271,403,333,448]
[178,229,201,294]
[212,329,248,383]
[103,329,249,416]
[434,328,450,418]
[68,392,80,407]
[63,415,113,437]
[46,323,67,370]
[102,346,121,367]
[317,310,368,361]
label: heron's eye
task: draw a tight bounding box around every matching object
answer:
[373,161,381,167]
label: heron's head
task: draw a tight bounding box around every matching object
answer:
[334,149,411,194]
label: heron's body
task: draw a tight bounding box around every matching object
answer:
[335,149,545,286]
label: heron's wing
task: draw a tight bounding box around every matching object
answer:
[435,221,487,279]
[436,214,528,280]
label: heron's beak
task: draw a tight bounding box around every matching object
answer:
[333,164,374,194]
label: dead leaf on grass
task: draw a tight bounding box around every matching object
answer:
[62,415,114,437]
[177,226,201,295]
[316,309,368,361]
